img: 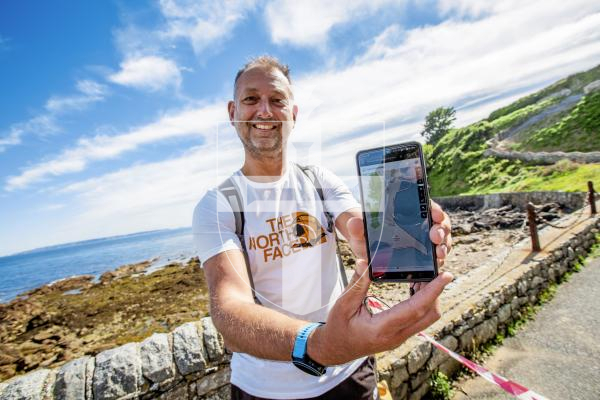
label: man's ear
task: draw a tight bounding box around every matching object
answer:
[228,101,235,126]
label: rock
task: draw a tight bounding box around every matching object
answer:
[156,382,188,400]
[0,368,50,400]
[173,322,207,375]
[93,342,142,400]
[410,369,431,390]
[196,367,231,396]
[54,356,90,400]
[202,318,225,362]
[390,358,409,388]
[467,312,484,328]
[473,317,498,344]
[485,297,501,317]
[517,280,528,296]
[438,357,461,377]
[427,336,457,372]
[453,224,473,235]
[531,276,544,288]
[408,380,430,400]
[204,384,231,400]
[407,342,431,374]
[497,304,512,323]
[584,80,600,94]
[567,247,576,261]
[459,329,475,351]
[140,333,176,383]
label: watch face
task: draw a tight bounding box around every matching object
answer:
[292,358,326,377]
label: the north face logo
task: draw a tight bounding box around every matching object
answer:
[248,211,328,262]
[292,211,327,248]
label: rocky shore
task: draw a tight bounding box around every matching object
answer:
[0,259,208,381]
[0,203,569,383]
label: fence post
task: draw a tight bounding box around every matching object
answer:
[526,202,541,251]
[589,181,597,215]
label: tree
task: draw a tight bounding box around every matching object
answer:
[421,106,456,145]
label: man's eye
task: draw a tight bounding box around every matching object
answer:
[243,96,257,102]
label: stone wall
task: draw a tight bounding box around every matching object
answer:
[1,214,598,400]
[376,216,600,400]
[483,148,600,165]
[0,318,231,400]
[433,191,587,212]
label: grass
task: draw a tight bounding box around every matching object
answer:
[425,64,600,197]
[514,91,600,152]
[429,371,454,400]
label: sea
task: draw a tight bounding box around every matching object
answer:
[0,227,196,303]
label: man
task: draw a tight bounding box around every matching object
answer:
[192,56,453,400]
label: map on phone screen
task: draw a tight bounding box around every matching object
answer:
[361,157,433,274]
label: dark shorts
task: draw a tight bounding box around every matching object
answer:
[231,356,378,400]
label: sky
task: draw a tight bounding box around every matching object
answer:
[1,0,600,256]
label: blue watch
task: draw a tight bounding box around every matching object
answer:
[291,322,326,376]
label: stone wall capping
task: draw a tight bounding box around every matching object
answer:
[54,356,90,400]
[201,318,225,363]
[93,342,142,400]
[140,332,176,384]
[0,368,50,400]
[173,321,208,376]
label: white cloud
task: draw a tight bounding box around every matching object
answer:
[9,0,600,189]
[265,0,399,47]
[159,0,257,55]
[109,56,182,91]
[0,81,107,152]
[437,0,499,18]
[5,103,227,190]
[356,24,403,63]
[45,80,108,113]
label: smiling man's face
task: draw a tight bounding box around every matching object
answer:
[228,66,298,158]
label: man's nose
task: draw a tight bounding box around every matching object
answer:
[256,98,273,119]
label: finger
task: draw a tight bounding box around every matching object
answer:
[430,201,451,233]
[385,272,453,323]
[429,224,445,245]
[339,258,371,312]
[395,303,443,340]
[436,243,448,259]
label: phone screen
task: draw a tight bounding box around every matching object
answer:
[356,142,437,281]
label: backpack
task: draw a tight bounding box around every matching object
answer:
[218,163,349,304]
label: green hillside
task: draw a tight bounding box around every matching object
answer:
[426,64,600,197]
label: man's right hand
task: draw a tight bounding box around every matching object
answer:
[307,218,453,366]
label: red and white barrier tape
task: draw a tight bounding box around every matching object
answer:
[366,297,549,400]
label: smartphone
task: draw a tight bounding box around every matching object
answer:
[356,142,438,282]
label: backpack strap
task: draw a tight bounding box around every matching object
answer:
[218,177,261,304]
[295,163,349,287]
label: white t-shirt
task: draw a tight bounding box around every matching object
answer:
[192,162,365,399]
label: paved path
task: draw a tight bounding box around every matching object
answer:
[453,254,600,400]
